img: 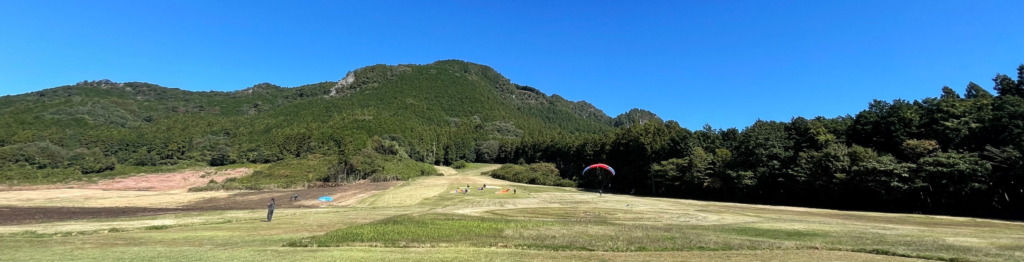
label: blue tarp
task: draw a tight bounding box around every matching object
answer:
[318,196,333,202]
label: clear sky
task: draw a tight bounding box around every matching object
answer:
[1,0,1022,130]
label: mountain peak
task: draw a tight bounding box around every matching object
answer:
[613,108,663,127]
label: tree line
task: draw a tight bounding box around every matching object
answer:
[493,65,1024,219]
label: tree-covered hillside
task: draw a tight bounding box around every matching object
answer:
[0,60,614,179]
[493,64,1024,220]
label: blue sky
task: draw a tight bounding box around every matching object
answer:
[1,0,1022,130]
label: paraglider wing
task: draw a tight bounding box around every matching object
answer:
[582,163,615,176]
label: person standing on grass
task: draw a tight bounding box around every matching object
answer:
[267,198,276,222]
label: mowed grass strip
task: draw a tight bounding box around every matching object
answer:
[296,211,1015,261]
[290,213,559,248]
[293,212,818,251]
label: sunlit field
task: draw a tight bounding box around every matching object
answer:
[2,164,1022,262]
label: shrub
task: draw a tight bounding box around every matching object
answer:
[486,163,576,187]
[452,160,468,169]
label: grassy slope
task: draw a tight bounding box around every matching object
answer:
[1,164,1022,262]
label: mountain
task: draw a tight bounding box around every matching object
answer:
[0,60,621,176]
[612,108,663,127]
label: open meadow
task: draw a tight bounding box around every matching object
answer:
[1,164,1022,262]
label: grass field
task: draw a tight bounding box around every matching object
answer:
[2,163,1023,262]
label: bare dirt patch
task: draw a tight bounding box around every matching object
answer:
[0,189,233,208]
[85,168,250,192]
[0,206,186,226]
[0,168,252,192]
[0,181,400,225]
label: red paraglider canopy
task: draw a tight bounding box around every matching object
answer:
[582,163,615,175]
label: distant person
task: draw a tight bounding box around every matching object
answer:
[267,198,276,222]
[290,194,299,201]
[513,188,516,194]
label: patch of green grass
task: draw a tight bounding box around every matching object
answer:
[299,209,1019,261]
[298,213,786,251]
[848,248,972,262]
[486,163,576,187]
[451,160,468,169]
[107,227,129,233]
[212,162,263,171]
[143,225,172,230]
[374,157,441,181]
[292,213,560,248]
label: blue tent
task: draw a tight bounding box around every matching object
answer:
[318,196,333,202]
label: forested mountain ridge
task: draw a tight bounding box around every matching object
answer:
[0,60,616,177]
[1,60,612,125]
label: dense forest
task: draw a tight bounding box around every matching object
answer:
[491,65,1024,220]
[1,60,1022,219]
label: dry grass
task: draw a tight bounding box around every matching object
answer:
[0,247,929,262]
[433,166,458,176]
[354,165,504,207]
[1,163,1022,261]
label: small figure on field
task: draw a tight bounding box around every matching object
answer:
[513,188,516,194]
[267,198,276,222]
[290,194,299,201]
